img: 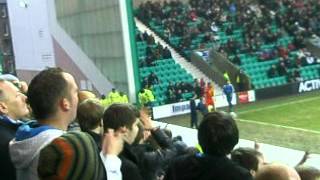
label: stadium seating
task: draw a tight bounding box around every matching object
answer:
[136,2,320,90]
[0,52,3,74]
[136,34,194,106]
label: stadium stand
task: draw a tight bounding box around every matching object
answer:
[135,0,320,90]
[2,1,320,180]
[0,51,3,74]
[136,30,195,105]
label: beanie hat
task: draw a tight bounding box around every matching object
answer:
[38,132,106,180]
[0,74,19,82]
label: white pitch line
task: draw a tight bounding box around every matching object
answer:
[237,118,320,134]
[238,96,320,115]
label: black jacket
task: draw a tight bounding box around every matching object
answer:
[120,143,143,180]
[165,154,253,180]
[132,128,177,180]
[87,131,102,150]
[0,116,21,180]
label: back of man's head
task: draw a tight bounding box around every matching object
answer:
[78,90,96,104]
[103,103,139,131]
[231,147,263,172]
[77,99,103,132]
[255,163,301,180]
[295,166,320,180]
[198,111,239,156]
[27,68,68,120]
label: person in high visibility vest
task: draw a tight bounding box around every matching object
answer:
[100,94,111,107]
[223,71,230,82]
[108,88,120,104]
[138,89,149,106]
[119,92,129,103]
[144,87,155,107]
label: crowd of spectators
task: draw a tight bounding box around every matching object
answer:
[0,69,319,180]
[136,30,214,105]
[166,80,194,104]
[165,78,217,106]
[136,31,172,68]
[266,48,319,82]
[136,0,292,57]
[261,0,320,38]
[136,0,320,88]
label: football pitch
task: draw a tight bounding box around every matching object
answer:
[159,91,320,153]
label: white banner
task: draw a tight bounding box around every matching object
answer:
[153,93,238,119]
[248,90,256,102]
[298,79,320,93]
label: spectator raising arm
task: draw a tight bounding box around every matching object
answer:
[101,128,124,180]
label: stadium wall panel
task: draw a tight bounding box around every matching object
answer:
[255,78,320,100]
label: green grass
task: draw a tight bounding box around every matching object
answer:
[159,91,320,153]
[237,91,320,132]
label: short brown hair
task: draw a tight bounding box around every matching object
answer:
[77,99,104,131]
[27,68,68,120]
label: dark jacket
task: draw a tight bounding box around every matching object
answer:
[120,143,143,180]
[133,128,177,180]
[164,154,253,180]
[87,131,102,150]
[0,116,22,180]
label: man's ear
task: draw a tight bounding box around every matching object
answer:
[118,126,128,134]
[0,102,8,114]
[249,170,256,177]
[60,98,71,111]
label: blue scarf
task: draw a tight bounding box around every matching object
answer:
[0,115,23,126]
[15,121,56,141]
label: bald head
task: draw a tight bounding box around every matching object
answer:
[296,166,320,180]
[0,80,8,101]
[78,90,96,104]
[255,163,301,180]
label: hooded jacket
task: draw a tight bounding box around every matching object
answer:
[9,122,64,180]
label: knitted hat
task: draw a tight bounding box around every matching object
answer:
[38,132,106,180]
[0,74,19,82]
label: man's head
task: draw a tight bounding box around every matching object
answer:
[27,68,78,123]
[198,111,239,156]
[77,99,103,132]
[231,147,264,176]
[103,103,139,144]
[255,163,301,180]
[295,166,320,180]
[0,80,29,120]
[78,90,96,104]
